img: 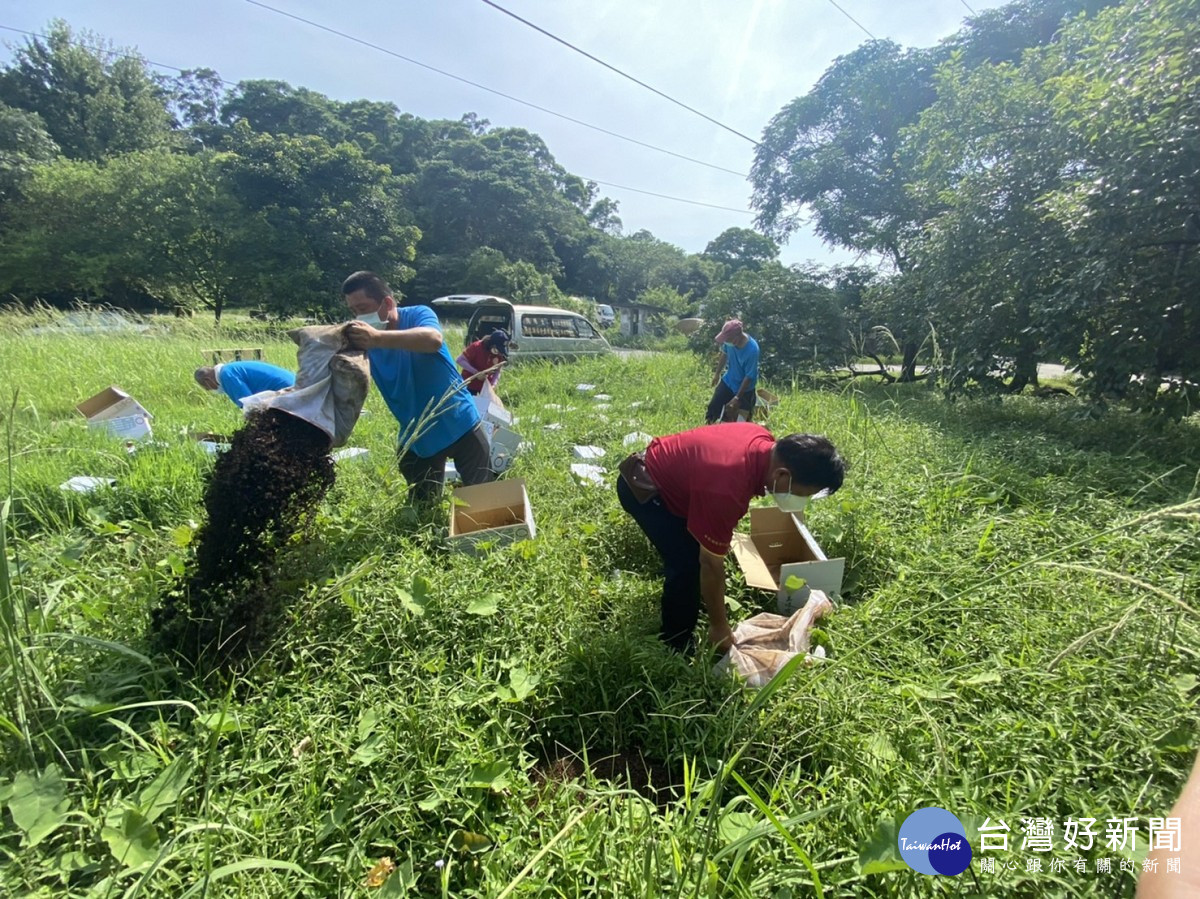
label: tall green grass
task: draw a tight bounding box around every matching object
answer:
[0,307,1197,897]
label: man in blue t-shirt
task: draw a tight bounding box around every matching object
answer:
[194,360,295,408]
[705,319,760,424]
[341,270,493,503]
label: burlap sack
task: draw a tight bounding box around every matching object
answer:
[716,591,834,688]
[241,324,370,447]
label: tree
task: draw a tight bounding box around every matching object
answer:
[0,103,58,207]
[410,126,589,274]
[0,150,270,319]
[0,20,174,161]
[702,227,779,276]
[220,130,420,316]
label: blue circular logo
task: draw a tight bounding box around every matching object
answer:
[898,807,973,876]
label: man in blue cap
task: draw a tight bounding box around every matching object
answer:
[706,319,760,424]
[341,271,493,503]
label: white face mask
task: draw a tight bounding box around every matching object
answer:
[356,310,388,329]
[772,472,810,514]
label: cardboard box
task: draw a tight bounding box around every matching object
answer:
[76,386,153,441]
[331,447,369,463]
[489,427,523,474]
[570,463,606,486]
[474,381,512,429]
[448,478,536,553]
[730,507,845,614]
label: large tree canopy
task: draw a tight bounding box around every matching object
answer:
[0,20,174,161]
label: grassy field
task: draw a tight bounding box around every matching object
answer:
[1,311,1198,898]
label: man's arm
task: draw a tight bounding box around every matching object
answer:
[699,546,734,651]
[345,321,443,353]
[1138,751,1200,898]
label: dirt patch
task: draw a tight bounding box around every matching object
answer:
[151,409,334,668]
[532,745,681,807]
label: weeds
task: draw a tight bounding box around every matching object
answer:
[0,311,1197,896]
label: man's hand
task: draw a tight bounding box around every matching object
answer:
[708,622,735,653]
[726,395,740,410]
[343,320,378,351]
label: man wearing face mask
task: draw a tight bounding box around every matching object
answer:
[341,270,494,503]
[617,423,844,653]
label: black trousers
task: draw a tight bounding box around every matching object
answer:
[399,423,494,504]
[705,381,757,424]
[617,476,701,652]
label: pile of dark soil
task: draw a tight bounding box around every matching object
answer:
[152,409,334,667]
[532,745,681,807]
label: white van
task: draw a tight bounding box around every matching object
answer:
[596,304,615,328]
[466,301,612,361]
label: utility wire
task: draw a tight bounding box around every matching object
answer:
[477,0,760,147]
[0,24,239,86]
[0,22,756,216]
[824,0,876,40]
[959,0,978,14]
[585,179,753,214]
[240,0,748,178]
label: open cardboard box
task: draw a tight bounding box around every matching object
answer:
[474,380,513,429]
[448,478,536,553]
[489,426,523,474]
[76,386,153,441]
[730,507,845,614]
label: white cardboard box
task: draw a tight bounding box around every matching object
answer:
[76,386,153,441]
[489,426,523,474]
[473,381,513,429]
[331,447,369,463]
[730,507,845,614]
[448,478,536,553]
[570,463,606,486]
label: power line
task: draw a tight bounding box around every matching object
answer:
[0,24,239,86]
[959,0,978,14]
[824,0,876,40]
[584,179,753,215]
[239,0,748,178]
[0,22,755,217]
[477,0,760,147]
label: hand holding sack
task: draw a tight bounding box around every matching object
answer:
[242,324,371,448]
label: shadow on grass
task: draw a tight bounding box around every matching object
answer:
[850,382,1200,506]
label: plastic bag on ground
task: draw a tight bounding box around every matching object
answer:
[241,324,370,447]
[717,591,833,688]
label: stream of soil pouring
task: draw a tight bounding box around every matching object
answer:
[151,408,334,664]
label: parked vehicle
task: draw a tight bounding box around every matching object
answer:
[430,294,508,319]
[466,300,612,361]
[596,304,616,328]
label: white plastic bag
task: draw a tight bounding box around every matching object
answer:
[242,324,370,447]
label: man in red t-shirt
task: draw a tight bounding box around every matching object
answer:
[457,329,510,396]
[617,423,845,653]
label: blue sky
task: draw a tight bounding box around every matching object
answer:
[1,0,1008,267]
